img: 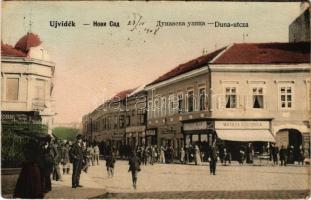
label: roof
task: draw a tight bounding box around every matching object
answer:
[148,47,226,85]
[1,43,26,57]
[147,42,310,86]
[128,85,146,97]
[110,88,136,101]
[15,32,42,53]
[213,42,310,64]
[1,32,42,57]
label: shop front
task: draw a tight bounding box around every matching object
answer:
[182,120,215,161]
[125,126,146,148]
[214,120,275,161]
[111,132,125,155]
[183,120,215,145]
[146,129,157,146]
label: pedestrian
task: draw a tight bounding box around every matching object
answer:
[298,145,304,165]
[209,143,218,175]
[160,145,166,164]
[180,147,185,164]
[14,135,50,199]
[106,151,116,178]
[61,142,70,174]
[128,151,141,189]
[279,145,287,166]
[41,136,55,193]
[239,146,245,165]
[69,134,84,188]
[287,146,294,164]
[271,144,279,165]
[52,139,62,181]
[94,143,100,165]
[194,145,202,165]
[246,143,254,164]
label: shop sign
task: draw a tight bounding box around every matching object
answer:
[184,121,209,131]
[215,121,269,130]
[126,126,145,133]
[146,129,156,136]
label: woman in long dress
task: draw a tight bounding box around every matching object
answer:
[194,145,202,165]
[160,145,166,163]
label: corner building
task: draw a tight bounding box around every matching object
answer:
[1,32,56,134]
[146,42,310,160]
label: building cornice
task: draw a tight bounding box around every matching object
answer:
[1,56,55,67]
[145,66,208,91]
[209,63,310,72]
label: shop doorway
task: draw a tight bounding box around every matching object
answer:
[276,129,303,162]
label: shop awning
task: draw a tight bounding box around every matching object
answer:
[216,129,275,142]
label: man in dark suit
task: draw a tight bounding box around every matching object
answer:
[209,143,218,175]
[70,134,84,188]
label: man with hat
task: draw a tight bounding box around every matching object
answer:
[69,134,84,188]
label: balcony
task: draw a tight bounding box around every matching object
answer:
[32,98,55,113]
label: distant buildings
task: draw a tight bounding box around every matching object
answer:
[1,32,56,134]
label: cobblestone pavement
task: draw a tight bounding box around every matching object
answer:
[45,160,310,199]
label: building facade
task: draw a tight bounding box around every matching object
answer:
[145,42,310,160]
[125,86,147,148]
[1,32,56,134]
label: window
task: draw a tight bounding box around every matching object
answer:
[138,110,145,125]
[225,87,237,108]
[168,95,174,115]
[187,91,194,112]
[119,115,125,128]
[280,86,293,109]
[178,93,183,113]
[154,98,160,118]
[161,97,166,117]
[34,79,46,100]
[126,115,131,126]
[199,88,206,111]
[147,101,153,118]
[252,87,264,108]
[114,116,118,129]
[6,78,19,101]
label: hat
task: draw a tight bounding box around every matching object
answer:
[76,134,83,140]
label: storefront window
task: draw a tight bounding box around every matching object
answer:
[225,87,237,108]
[253,87,264,108]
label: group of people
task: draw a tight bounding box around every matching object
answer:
[271,144,305,166]
[235,143,306,166]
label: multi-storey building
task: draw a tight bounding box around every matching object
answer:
[1,32,56,134]
[125,86,147,148]
[82,86,148,152]
[145,42,310,160]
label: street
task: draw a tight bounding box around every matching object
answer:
[45,160,310,199]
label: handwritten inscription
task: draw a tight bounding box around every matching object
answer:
[127,13,161,35]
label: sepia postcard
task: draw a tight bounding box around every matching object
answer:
[1,1,310,199]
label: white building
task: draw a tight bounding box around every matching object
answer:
[1,32,56,134]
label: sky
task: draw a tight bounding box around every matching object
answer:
[2,1,302,124]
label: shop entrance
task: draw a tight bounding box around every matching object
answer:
[276,129,303,162]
